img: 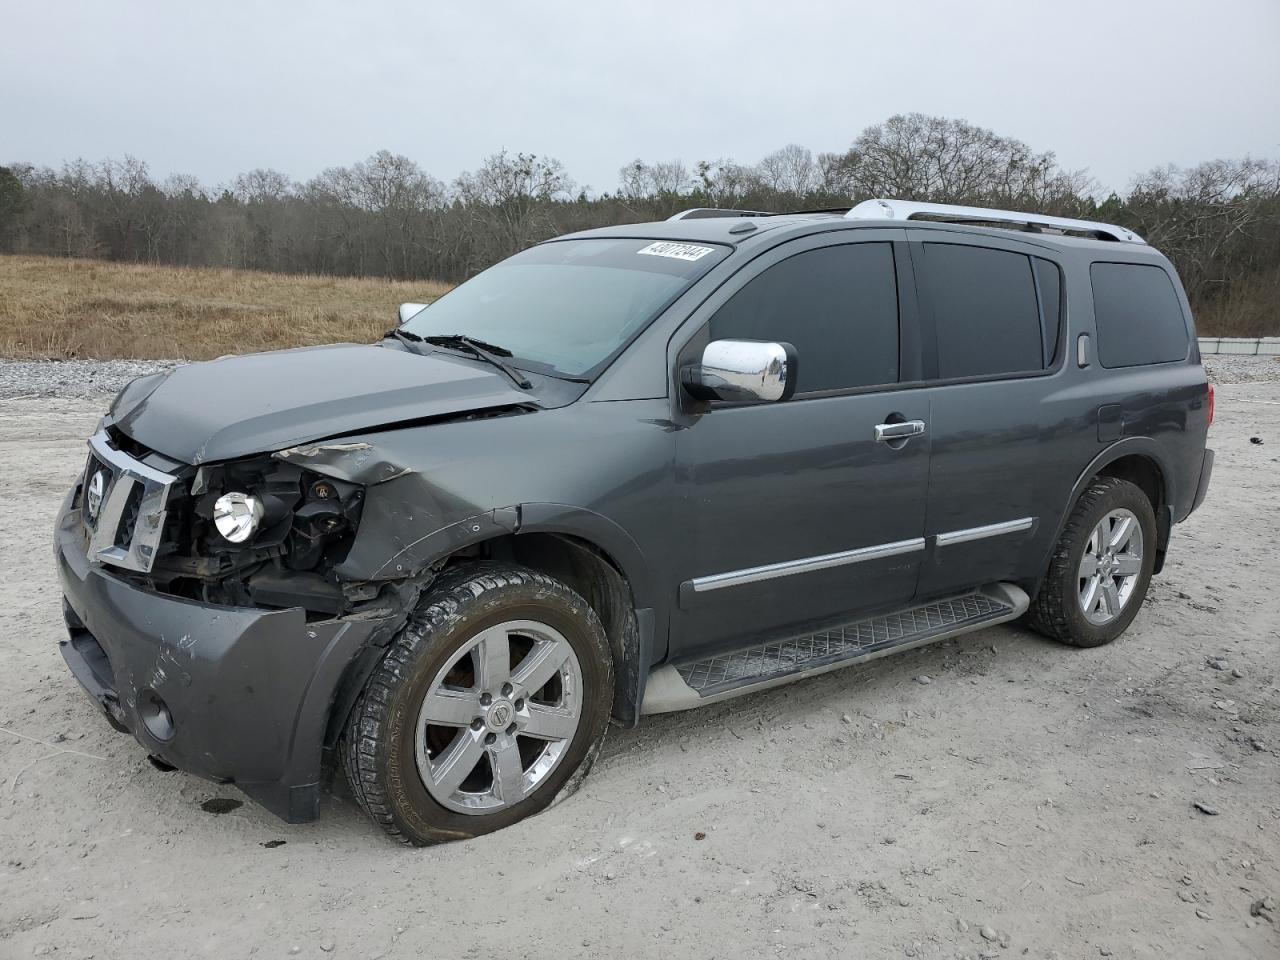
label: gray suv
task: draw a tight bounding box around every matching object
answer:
[55,199,1214,844]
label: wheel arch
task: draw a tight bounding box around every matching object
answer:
[417,504,658,728]
[324,503,659,757]
[1097,455,1166,523]
[500,531,651,727]
[1050,439,1175,583]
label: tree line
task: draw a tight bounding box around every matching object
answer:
[2,113,1277,335]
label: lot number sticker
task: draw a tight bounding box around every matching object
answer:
[637,241,715,262]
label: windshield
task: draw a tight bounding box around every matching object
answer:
[401,238,726,378]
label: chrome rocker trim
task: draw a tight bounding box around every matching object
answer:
[935,517,1035,547]
[689,537,926,593]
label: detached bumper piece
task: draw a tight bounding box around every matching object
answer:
[55,492,397,822]
[642,584,1028,713]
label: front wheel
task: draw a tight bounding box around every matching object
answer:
[1027,477,1157,647]
[342,564,614,845]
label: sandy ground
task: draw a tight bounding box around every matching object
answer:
[0,386,1277,960]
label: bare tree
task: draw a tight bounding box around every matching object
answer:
[454,151,573,267]
[616,158,691,199]
[1124,158,1280,319]
[0,166,25,251]
[828,113,1088,209]
[690,159,761,208]
[4,117,1278,334]
[757,144,820,195]
[231,168,295,204]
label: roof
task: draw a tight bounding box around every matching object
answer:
[554,203,1167,261]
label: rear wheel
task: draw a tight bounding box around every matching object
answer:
[1027,477,1156,647]
[342,563,613,844]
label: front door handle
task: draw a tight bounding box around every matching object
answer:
[874,420,927,442]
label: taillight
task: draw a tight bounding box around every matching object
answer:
[1207,382,1215,427]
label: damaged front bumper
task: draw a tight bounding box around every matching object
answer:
[54,490,402,822]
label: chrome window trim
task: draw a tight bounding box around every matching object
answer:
[85,430,176,573]
[690,537,926,593]
[935,517,1035,547]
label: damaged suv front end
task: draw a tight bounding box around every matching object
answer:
[54,233,723,828]
[57,417,444,821]
[53,344,561,822]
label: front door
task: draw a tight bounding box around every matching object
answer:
[668,233,930,661]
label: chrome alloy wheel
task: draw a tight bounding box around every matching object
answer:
[414,620,583,814]
[1078,508,1144,625]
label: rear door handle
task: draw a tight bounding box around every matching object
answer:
[874,420,927,442]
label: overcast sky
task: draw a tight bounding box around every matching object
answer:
[5,0,1279,196]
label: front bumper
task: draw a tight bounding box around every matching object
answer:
[54,489,398,822]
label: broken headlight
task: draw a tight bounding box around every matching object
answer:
[190,458,365,573]
[213,492,265,543]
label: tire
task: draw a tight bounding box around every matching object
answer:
[342,562,614,845]
[1027,477,1157,648]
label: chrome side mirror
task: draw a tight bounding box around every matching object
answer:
[682,339,798,403]
[398,302,429,325]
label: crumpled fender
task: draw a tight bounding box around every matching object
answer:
[273,441,411,485]
[276,434,664,727]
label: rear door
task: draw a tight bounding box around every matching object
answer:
[667,230,931,661]
[908,234,1070,598]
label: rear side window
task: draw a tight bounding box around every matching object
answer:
[921,244,1043,379]
[709,242,899,393]
[1034,258,1062,366]
[1090,262,1189,367]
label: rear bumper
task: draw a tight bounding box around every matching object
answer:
[54,489,397,822]
[1190,448,1214,515]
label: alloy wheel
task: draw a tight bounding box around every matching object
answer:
[414,619,583,814]
[1077,508,1144,625]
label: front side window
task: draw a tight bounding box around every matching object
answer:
[402,238,727,378]
[708,243,900,394]
[1090,262,1189,368]
[920,243,1044,379]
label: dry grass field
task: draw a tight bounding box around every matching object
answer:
[0,255,452,360]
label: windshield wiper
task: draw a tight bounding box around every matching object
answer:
[384,327,425,351]
[422,335,533,389]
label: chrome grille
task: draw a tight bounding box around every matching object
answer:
[82,430,176,573]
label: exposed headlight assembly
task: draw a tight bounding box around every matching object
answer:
[213,492,265,543]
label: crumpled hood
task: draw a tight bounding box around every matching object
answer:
[110,343,536,464]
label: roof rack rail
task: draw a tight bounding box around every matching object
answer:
[845,199,1145,244]
[666,208,776,221]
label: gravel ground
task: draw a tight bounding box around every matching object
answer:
[0,359,177,400]
[0,354,1275,401]
[0,382,1277,959]
[1205,355,1280,384]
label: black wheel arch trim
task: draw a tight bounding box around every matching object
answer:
[331,502,660,735]
[514,503,657,613]
[1038,438,1178,591]
[499,502,659,728]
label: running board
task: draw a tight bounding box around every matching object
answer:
[641,584,1028,714]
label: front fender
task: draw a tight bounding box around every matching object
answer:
[516,502,657,613]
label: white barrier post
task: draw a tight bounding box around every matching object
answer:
[1198,337,1280,356]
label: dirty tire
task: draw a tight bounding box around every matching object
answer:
[342,563,613,845]
[1027,477,1157,647]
